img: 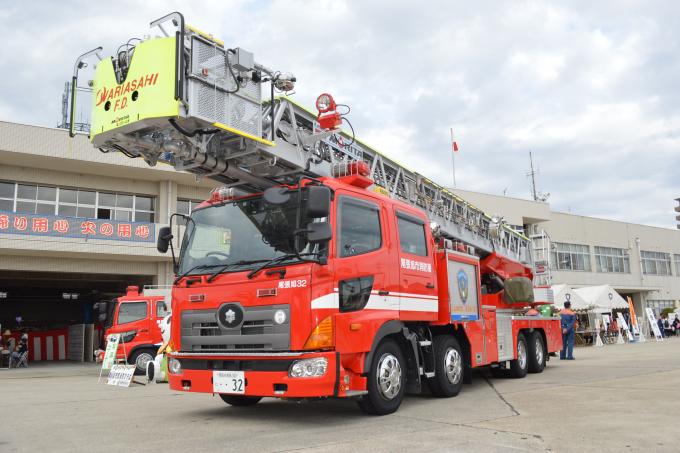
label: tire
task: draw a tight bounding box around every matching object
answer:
[490,366,506,378]
[357,339,405,415]
[129,349,156,375]
[219,394,262,406]
[527,332,546,374]
[427,336,464,397]
[509,333,529,379]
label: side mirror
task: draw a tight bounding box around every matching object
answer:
[157,226,173,253]
[306,185,331,218]
[306,221,332,244]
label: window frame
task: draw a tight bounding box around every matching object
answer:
[594,246,630,274]
[336,195,383,258]
[0,180,156,223]
[116,301,149,325]
[395,210,429,257]
[640,250,672,276]
[551,242,591,272]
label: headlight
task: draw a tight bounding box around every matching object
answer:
[274,309,287,325]
[168,358,182,375]
[289,357,328,378]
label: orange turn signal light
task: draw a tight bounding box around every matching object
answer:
[303,316,334,350]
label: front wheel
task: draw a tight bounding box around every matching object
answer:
[219,394,262,406]
[509,333,528,379]
[129,349,155,375]
[427,336,464,397]
[358,339,405,415]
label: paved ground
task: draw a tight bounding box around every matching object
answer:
[1,338,678,452]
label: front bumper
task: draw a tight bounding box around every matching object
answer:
[167,351,353,398]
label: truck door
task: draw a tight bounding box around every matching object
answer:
[334,194,396,313]
[394,209,438,320]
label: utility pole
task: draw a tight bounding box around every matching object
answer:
[528,151,538,201]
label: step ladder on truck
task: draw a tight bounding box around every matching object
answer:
[71,12,562,415]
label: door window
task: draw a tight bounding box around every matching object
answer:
[396,212,428,256]
[156,301,169,318]
[117,302,148,324]
[337,197,382,257]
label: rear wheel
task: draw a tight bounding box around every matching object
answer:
[129,349,155,375]
[509,333,528,379]
[219,395,262,406]
[358,339,405,415]
[427,336,464,397]
[527,332,546,373]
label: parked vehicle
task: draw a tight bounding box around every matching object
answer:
[105,286,170,373]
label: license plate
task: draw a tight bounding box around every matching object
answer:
[213,370,245,394]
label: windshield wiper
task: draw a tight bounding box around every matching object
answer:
[206,259,273,283]
[174,263,222,284]
[246,253,319,279]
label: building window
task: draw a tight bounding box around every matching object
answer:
[675,254,680,276]
[96,192,155,222]
[0,181,155,222]
[646,300,675,317]
[176,199,202,225]
[594,246,630,273]
[641,251,672,276]
[551,242,591,271]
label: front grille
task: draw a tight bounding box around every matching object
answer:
[181,304,290,352]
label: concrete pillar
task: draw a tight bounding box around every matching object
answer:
[158,180,178,225]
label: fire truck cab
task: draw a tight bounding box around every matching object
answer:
[106,285,171,373]
[161,167,562,415]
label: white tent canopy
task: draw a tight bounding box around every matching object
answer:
[574,285,628,312]
[551,284,591,311]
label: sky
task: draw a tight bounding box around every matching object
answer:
[0,0,679,228]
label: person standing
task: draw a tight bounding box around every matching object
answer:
[560,301,576,360]
[657,316,665,338]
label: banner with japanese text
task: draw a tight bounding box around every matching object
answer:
[0,210,155,242]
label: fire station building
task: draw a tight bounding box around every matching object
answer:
[453,189,680,320]
[0,121,218,358]
[1,119,678,359]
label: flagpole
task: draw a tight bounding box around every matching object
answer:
[450,128,457,188]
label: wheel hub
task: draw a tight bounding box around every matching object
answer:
[535,338,544,365]
[377,353,402,400]
[136,352,154,370]
[518,340,527,369]
[444,347,462,385]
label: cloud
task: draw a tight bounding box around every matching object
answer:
[0,0,678,228]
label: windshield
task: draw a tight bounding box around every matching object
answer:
[178,193,317,276]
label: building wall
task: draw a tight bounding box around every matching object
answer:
[452,186,680,315]
[0,121,218,287]
[542,212,680,309]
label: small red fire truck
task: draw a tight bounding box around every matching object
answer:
[74,12,562,414]
[105,286,170,373]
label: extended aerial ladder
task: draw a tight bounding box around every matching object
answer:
[71,12,532,267]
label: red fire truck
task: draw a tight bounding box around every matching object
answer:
[73,12,562,414]
[105,286,170,373]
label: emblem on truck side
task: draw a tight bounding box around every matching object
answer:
[457,270,469,304]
